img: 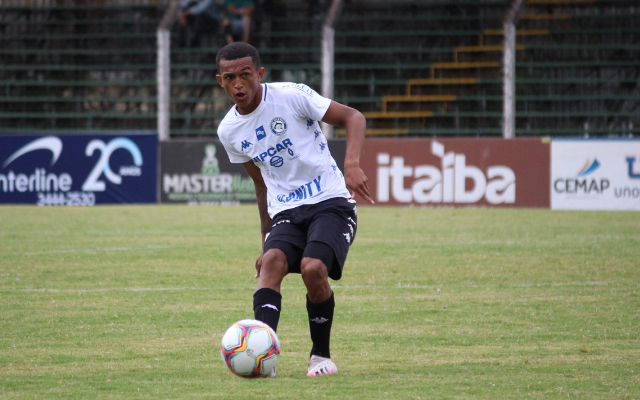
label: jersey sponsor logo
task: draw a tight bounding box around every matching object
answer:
[270,156,284,167]
[276,175,322,203]
[241,140,253,150]
[270,117,287,136]
[252,138,293,163]
[255,125,267,141]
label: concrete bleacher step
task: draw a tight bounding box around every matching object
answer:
[430,61,501,78]
[453,44,526,62]
[381,95,457,113]
[362,111,434,119]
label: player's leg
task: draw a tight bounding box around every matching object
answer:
[241,14,252,43]
[301,198,358,376]
[255,211,306,333]
[301,250,338,376]
[300,250,335,357]
[253,247,288,333]
[222,18,233,44]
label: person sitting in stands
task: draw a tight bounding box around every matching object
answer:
[222,0,255,44]
[177,0,220,47]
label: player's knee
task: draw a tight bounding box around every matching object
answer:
[262,249,288,277]
[300,258,328,283]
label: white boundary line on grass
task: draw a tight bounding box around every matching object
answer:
[14,245,174,256]
[0,282,611,293]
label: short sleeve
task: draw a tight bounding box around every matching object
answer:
[218,134,251,164]
[283,84,332,122]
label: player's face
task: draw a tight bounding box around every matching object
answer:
[216,57,265,115]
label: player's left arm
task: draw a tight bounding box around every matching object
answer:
[321,101,375,204]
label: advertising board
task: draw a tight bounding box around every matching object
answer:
[160,139,347,205]
[551,139,640,210]
[0,133,157,205]
[160,140,255,204]
[355,138,549,208]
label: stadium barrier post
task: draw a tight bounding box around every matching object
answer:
[157,1,180,142]
[503,0,527,139]
[321,0,343,139]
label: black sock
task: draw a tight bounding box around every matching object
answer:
[307,292,335,359]
[253,288,282,333]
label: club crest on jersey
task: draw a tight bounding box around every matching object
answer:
[255,125,267,141]
[270,117,287,136]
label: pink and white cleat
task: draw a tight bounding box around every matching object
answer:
[307,355,338,377]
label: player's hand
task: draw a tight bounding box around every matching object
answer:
[344,164,375,204]
[254,250,264,278]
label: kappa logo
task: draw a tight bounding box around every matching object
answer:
[241,140,253,150]
[307,118,314,130]
[310,317,329,323]
[343,232,351,243]
[255,126,267,141]
[270,117,287,136]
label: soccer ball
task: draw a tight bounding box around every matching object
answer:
[220,319,281,378]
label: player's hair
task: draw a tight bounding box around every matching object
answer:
[216,42,261,71]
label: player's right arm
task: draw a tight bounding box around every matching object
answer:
[243,161,272,278]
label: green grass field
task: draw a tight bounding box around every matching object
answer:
[0,205,638,399]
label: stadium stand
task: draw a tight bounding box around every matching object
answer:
[0,0,166,133]
[0,0,638,137]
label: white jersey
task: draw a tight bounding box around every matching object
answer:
[217,82,351,218]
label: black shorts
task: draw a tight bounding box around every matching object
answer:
[263,197,358,281]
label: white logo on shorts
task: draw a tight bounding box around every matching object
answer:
[343,232,351,243]
[262,304,279,311]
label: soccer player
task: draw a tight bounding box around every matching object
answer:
[215,42,373,377]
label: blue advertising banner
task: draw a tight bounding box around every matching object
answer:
[0,133,157,205]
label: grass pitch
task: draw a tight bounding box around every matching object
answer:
[0,205,638,399]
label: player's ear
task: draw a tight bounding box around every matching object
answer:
[216,74,223,86]
[257,67,265,82]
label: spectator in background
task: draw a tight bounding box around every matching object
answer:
[177,0,220,47]
[222,0,255,44]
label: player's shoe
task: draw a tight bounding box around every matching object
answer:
[307,355,338,377]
